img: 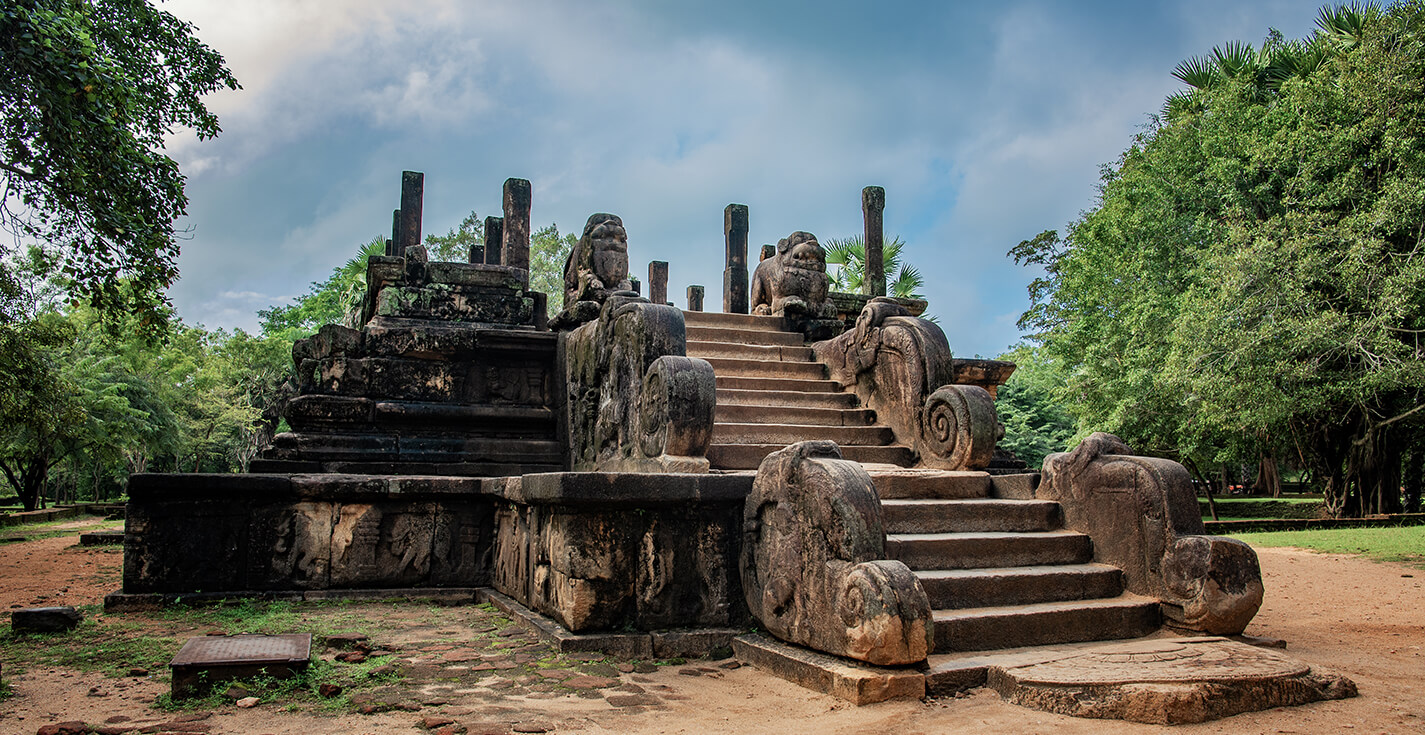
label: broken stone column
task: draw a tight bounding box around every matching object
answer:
[723,204,749,314]
[387,209,401,257]
[741,441,932,665]
[484,216,503,266]
[398,171,423,258]
[760,244,775,262]
[502,178,531,272]
[687,285,704,312]
[863,186,885,297]
[649,261,668,305]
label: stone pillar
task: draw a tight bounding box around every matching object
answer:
[388,209,401,257]
[687,285,704,312]
[863,186,885,297]
[649,261,669,305]
[723,204,749,313]
[484,216,504,266]
[398,171,424,257]
[761,244,775,262]
[502,178,531,272]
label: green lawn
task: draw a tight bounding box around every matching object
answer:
[1236,525,1425,568]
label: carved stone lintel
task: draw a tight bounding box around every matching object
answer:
[1039,433,1264,635]
[741,441,932,665]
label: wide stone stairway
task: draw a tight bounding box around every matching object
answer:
[683,310,915,470]
[683,309,1160,661]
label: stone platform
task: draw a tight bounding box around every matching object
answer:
[734,632,1356,721]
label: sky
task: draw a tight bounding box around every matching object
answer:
[160,0,1328,358]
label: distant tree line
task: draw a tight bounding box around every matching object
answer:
[1000,1,1425,517]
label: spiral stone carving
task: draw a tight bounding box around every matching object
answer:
[920,384,997,470]
[639,355,715,460]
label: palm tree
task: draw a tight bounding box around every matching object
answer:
[1164,2,1380,120]
[820,235,925,299]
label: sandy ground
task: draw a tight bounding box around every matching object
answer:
[0,520,1420,735]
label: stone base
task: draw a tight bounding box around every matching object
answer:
[104,587,482,612]
[740,632,1355,720]
[731,633,926,705]
[987,637,1356,725]
[477,588,739,660]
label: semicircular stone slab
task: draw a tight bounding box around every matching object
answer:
[988,638,1356,725]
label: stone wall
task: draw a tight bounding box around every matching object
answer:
[488,472,752,632]
[122,474,494,595]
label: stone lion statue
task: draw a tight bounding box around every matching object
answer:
[750,231,832,317]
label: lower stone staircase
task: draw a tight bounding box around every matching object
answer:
[681,309,1159,663]
[871,468,1159,661]
[683,310,914,470]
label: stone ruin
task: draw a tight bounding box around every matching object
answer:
[111,173,1354,722]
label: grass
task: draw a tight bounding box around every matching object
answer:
[0,517,123,542]
[1237,525,1425,568]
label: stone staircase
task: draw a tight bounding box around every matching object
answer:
[872,469,1159,657]
[683,310,1160,659]
[683,310,915,470]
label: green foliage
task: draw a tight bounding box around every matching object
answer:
[259,236,385,341]
[0,0,239,328]
[529,223,576,298]
[822,235,924,299]
[994,343,1077,470]
[1236,525,1425,567]
[1015,1,1425,517]
[423,210,483,263]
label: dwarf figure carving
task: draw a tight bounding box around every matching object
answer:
[750,231,833,317]
[563,213,633,309]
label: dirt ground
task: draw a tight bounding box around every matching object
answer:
[0,519,1420,735]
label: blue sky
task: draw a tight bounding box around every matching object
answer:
[162,0,1327,358]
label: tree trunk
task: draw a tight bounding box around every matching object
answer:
[1253,453,1282,498]
[1405,446,1422,514]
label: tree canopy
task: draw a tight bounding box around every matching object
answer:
[0,0,238,328]
[1013,0,1425,516]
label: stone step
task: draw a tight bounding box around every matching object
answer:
[885,530,1093,571]
[686,325,805,347]
[682,311,790,330]
[717,388,861,410]
[930,594,1161,652]
[915,563,1125,610]
[708,443,915,470]
[686,340,815,362]
[715,404,875,427]
[711,422,896,446]
[880,499,1062,534]
[703,357,827,380]
[715,376,843,393]
[867,470,993,500]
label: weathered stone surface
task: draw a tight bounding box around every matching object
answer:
[814,298,1000,470]
[558,292,714,472]
[686,285,703,312]
[741,441,932,666]
[11,606,83,633]
[732,633,925,705]
[1039,433,1264,635]
[648,260,668,305]
[490,475,748,633]
[862,186,885,297]
[723,204,749,314]
[561,213,632,313]
[122,473,495,595]
[988,638,1356,724]
[502,178,532,272]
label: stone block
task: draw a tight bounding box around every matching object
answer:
[329,503,437,588]
[11,606,83,633]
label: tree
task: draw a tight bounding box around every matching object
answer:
[258,236,385,340]
[424,211,482,263]
[529,223,576,298]
[1,0,239,328]
[1014,1,1425,517]
[994,343,1077,471]
[821,235,925,298]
